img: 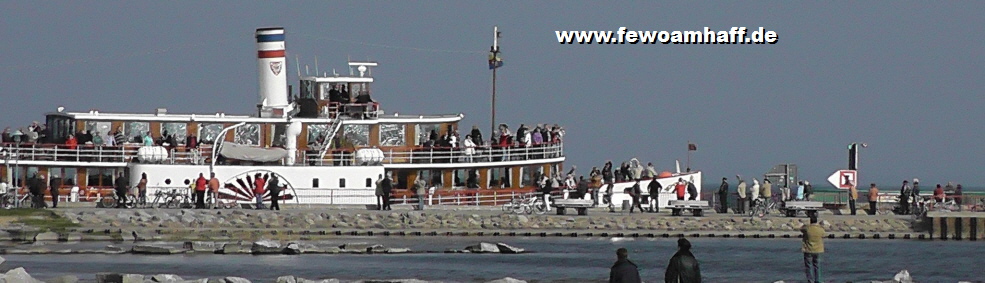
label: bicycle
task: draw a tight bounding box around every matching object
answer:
[99,192,136,209]
[749,197,778,218]
[518,194,548,215]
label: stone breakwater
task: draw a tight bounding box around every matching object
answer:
[25,209,915,240]
[0,266,533,283]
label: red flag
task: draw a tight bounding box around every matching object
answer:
[688,143,697,151]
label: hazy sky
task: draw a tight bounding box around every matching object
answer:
[1,2,982,186]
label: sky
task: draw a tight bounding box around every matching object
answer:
[1,1,983,187]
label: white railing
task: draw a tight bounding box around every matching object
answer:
[302,142,565,166]
[1,141,564,167]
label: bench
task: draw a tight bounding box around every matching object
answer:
[553,198,593,215]
[669,200,710,216]
[779,201,823,217]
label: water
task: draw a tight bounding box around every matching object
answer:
[2,237,982,282]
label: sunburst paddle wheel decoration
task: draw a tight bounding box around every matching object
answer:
[218,169,297,204]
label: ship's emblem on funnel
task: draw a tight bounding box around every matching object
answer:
[269,61,283,76]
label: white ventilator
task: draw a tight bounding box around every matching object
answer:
[256,27,289,117]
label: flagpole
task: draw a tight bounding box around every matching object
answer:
[686,140,691,172]
[490,26,499,136]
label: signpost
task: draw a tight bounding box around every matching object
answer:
[827,169,857,190]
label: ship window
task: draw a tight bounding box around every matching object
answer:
[365,178,372,188]
[124,122,150,143]
[453,169,465,187]
[45,115,75,144]
[300,80,314,99]
[312,178,319,188]
[198,123,224,144]
[341,125,369,146]
[521,165,543,187]
[339,178,346,188]
[379,124,405,146]
[489,168,511,188]
[414,124,440,146]
[161,123,187,145]
[306,124,329,146]
[234,124,260,145]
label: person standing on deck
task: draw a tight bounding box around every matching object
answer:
[868,183,879,215]
[687,178,698,201]
[804,181,814,201]
[848,181,858,215]
[137,173,148,206]
[48,173,62,208]
[648,179,662,213]
[801,215,825,283]
[252,173,265,209]
[750,179,761,208]
[194,173,207,209]
[899,180,912,215]
[675,178,686,201]
[375,174,385,210]
[381,174,393,211]
[208,173,220,209]
[761,179,772,202]
[717,177,729,213]
[736,176,747,214]
[114,173,128,208]
[268,175,281,211]
[629,180,643,213]
[413,176,425,211]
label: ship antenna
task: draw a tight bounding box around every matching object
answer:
[295,55,301,77]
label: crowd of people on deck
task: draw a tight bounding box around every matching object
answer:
[412,123,566,163]
[1,122,204,150]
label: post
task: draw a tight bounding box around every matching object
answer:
[686,140,691,172]
[490,26,501,136]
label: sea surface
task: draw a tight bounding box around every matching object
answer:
[2,237,982,282]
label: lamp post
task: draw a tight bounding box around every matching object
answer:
[848,142,868,171]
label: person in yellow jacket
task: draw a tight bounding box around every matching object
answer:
[801,216,825,283]
[761,179,772,201]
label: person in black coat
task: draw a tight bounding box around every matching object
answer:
[114,173,128,208]
[381,175,393,210]
[666,238,702,283]
[609,248,642,283]
[630,180,644,213]
[49,174,63,208]
[648,180,663,213]
[687,180,699,201]
[268,175,281,211]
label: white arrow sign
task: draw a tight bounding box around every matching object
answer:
[827,170,857,190]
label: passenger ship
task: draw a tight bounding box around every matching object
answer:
[1,27,700,207]
[0,27,568,205]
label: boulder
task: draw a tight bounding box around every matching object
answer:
[384,248,411,254]
[151,274,185,283]
[251,240,283,254]
[96,272,123,283]
[465,242,500,253]
[223,277,251,283]
[486,278,528,283]
[296,279,340,283]
[220,242,253,254]
[276,276,297,283]
[3,267,42,283]
[284,243,302,255]
[34,231,59,242]
[122,274,145,283]
[104,245,128,254]
[893,270,913,283]
[50,275,80,283]
[65,233,83,242]
[495,243,524,254]
[178,279,209,283]
[341,242,383,253]
[133,244,186,254]
[184,241,219,253]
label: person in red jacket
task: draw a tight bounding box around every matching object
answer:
[65,135,78,150]
[194,173,207,209]
[675,178,686,201]
[933,184,945,204]
[253,173,266,209]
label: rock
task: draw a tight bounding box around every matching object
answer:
[296,279,339,283]
[151,274,185,283]
[465,242,500,253]
[276,276,297,283]
[122,274,145,283]
[104,245,127,254]
[65,233,83,242]
[496,243,524,254]
[341,242,382,253]
[284,242,303,255]
[96,272,123,283]
[0,255,4,265]
[179,279,209,283]
[3,267,42,283]
[486,278,528,283]
[185,241,219,253]
[384,248,411,254]
[34,231,59,242]
[893,270,913,283]
[223,277,251,283]
[251,240,283,254]
[220,241,253,254]
[133,243,186,254]
[50,275,80,283]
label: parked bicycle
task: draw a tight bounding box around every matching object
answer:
[502,194,547,215]
[100,192,136,209]
[749,197,779,218]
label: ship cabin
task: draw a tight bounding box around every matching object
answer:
[1,61,565,203]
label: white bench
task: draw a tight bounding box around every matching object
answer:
[780,201,824,217]
[552,198,594,215]
[669,200,710,216]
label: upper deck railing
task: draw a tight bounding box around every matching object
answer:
[0,142,564,167]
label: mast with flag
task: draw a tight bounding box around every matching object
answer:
[687,141,697,172]
[489,26,503,135]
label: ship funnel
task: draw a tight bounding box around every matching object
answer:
[256,27,289,117]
